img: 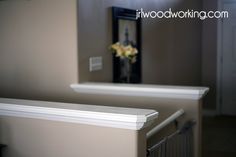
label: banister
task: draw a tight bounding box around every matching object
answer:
[146,109,184,139]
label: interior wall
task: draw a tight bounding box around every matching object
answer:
[79,0,203,86]
[0,116,143,157]
[0,0,79,102]
[50,93,203,157]
[0,0,209,111]
[0,96,202,157]
[201,0,218,109]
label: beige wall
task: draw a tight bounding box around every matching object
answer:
[0,0,204,103]
[0,0,79,102]
[0,1,206,156]
[201,0,218,109]
[66,93,203,157]
[0,116,145,157]
[78,0,203,86]
[0,96,202,157]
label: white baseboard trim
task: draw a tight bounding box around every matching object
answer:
[203,109,218,117]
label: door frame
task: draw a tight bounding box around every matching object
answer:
[216,0,234,115]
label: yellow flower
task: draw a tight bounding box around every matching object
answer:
[109,42,138,63]
[116,48,123,57]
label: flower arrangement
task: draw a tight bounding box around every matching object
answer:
[110,42,138,63]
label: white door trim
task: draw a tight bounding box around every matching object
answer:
[216,0,236,115]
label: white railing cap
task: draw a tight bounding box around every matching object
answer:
[71,83,209,100]
[0,98,158,130]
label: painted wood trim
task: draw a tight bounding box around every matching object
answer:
[0,98,158,130]
[71,83,209,100]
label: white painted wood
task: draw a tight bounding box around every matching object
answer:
[218,1,236,115]
[70,83,209,100]
[146,109,184,139]
[0,98,158,130]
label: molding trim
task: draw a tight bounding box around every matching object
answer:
[0,98,158,130]
[71,83,209,100]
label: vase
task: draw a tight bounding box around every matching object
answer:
[120,58,132,83]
